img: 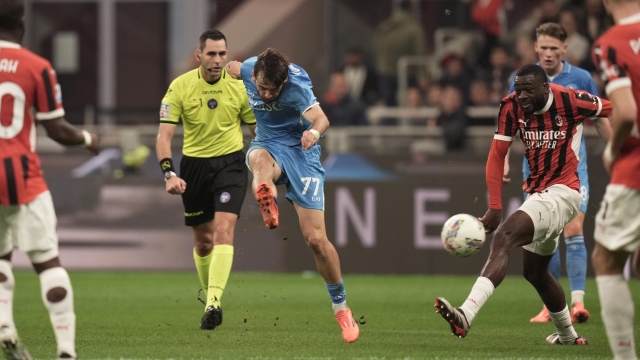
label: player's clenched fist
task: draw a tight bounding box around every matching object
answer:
[166,176,187,195]
[301,130,318,150]
[480,208,502,234]
[225,61,242,79]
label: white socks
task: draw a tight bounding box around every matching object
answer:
[549,305,578,343]
[0,260,15,332]
[459,277,495,324]
[597,275,637,360]
[332,301,349,315]
[571,290,585,306]
[40,267,76,358]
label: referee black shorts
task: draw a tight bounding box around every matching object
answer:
[179,150,248,227]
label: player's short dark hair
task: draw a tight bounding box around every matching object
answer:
[199,29,226,49]
[515,64,548,84]
[254,48,289,87]
[535,22,567,42]
[0,0,24,32]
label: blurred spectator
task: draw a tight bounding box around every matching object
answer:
[469,80,496,126]
[480,44,513,105]
[538,0,561,25]
[341,47,379,106]
[404,87,428,126]
[426,83,443,107]
[513,35,538,69]
[471,0,508,69]
[559,10,590,66]
[437,86,468,150]
[438,52,473,105]
[579,0,613,43]
[321,72,368,127]
[372,0,425,106]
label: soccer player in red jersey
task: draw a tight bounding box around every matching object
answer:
[434,64,612,345]
[591,0,640,358]
[0,0,100,358]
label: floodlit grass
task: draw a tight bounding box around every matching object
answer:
[12,271,639,359]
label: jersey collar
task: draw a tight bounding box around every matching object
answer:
[534,90,554,115]
[619,12,640,25]
[0,40,20,49]
[535,60,570,79]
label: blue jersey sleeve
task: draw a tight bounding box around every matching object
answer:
[241,57,257,83]
[584,76,599,97]
[285,64,318,115]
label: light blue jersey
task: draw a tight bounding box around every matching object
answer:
[510,61,597,213]
[241,57,325,210]
[241,57,319,146]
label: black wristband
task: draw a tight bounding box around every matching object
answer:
[159,158,175,174]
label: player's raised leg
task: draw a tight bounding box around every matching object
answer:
[563,212,589,323]
[32,256,76,359]
[294,204,359,343]
[435,210,533,337]
[200,212,237,330]
[0,249,31,360]
[248,149,281,229]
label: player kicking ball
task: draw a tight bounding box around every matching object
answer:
[226,49,359,343]
[434,64,611,345]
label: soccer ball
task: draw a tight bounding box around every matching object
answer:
[441,214,486,257]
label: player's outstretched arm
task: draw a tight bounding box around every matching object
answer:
[41,117,100,155]
[301,105,330,150]
[156,124,186,194]
[593,117,612,143]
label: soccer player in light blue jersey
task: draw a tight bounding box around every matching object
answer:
[505,22,611,324]
[225,48,359,343]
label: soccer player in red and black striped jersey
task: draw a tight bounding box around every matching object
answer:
[434,64,612,345]
[591,0,640,358]
[0,0,100,358]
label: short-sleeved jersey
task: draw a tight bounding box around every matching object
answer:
[495,83,612,194]
[0,40,65,206]
[592,12,640,192]
[509,60,600,154]
[160,67,256,158]
[240,57,319,146]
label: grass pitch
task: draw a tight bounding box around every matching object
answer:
[12,271,640,359]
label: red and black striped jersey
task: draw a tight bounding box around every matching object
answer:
[0,40,65,205]
[495,83,612,194]
[592,12,640,192]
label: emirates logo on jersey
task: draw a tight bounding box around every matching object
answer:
[555,115,563,126]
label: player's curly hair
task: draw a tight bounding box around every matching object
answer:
[516,64,548,83]
[0,0,24,32]
[535,23,567,42]
[254,48,289,87]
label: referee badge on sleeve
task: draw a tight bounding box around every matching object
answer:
[220,192,230,203]
[160,103,170,119]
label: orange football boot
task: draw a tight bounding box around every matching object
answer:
[256,182,279,229]
[335,309,359,343]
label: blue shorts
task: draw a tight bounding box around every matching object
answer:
[522,142,589,213]
[246,141,325,210]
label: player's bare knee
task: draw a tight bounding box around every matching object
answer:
[305,235,327,255]
[0,273,7,282]
[46,287,67,303]
[563,221,582,237]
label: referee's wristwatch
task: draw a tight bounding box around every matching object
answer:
[164,171,177,181]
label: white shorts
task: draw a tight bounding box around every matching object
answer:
[0,191,59,263]
[520,184,581,256]
[594,184,640,252]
